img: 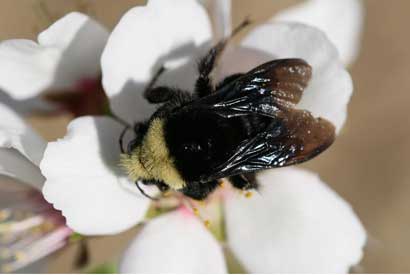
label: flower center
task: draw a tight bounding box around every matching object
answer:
[0,189,72,272]
[43,76,109,117]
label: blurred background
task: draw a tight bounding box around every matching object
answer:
[0,0,409,273]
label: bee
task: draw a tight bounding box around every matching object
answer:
[119,20,335,200]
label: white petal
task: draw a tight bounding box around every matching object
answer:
[225,168,366,273]
[0,90,54,114]
[120,210,227,273]
[0,148,45,190]
[200,0,232,40]
[40,116,150,235]
[0,12,109,100]
[0,103,46,166]
[220,23,353,133]
[101,0,212,123]
[273,0,364,65]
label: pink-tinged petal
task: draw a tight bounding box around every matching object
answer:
[0,12,109,100]
[40,116,150,235]
[225,167,366,273]
[0,103,46,166]
[220,23,352,133]
[200,0,232,40]
[101,0,212,123]
[273,0,364,65]
[120,210,227,273]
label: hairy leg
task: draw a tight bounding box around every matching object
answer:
[195,18,251,98]
[229,173,259,190]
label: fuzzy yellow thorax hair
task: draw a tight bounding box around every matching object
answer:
[120,118,186,190]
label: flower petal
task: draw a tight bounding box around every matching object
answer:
[101,0,212,123]
[273,0,364,65]
[220,23,353,133]
[40,116,150,235]
[120,210,227,273]
[224,167,366,273]
[0,149,45,190]
[0,103,46,166]
[0,12,109,100]
[200,0,232,40]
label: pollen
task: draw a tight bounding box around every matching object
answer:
[219,181,225,188]
[193,207,199,216]
[245,191,253,198]
[204,220,211,228]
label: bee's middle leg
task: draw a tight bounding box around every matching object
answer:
[180,180,220,200]
[195,18,251,98]
[229,173,259,191]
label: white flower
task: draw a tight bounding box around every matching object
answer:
[0,103,72,273]
[0,1,231,272]
[39,0,366,273]
[0,12,109,114]
[272,0,364,66]
[0,1,229,116]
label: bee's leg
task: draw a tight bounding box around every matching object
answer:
[144,66,166,95]
[119,125,130,154]
[229,173,259,191]
[180,180,220,200]
[143,66,193,105]
[135,181,159,201]
[195,18,251,98]
[144,86,192,104]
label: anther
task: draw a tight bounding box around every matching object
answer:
[204,220,211,228]
[245,191,253,198]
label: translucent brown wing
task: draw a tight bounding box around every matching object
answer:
[191,58,312,118]
[182,58,335,182]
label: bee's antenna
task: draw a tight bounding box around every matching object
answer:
[135,181,159,201]
[119,125,130,154]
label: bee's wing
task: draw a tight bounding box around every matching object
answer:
[191,58,335,182]
[199,109,335,182]
[193,58,312,118]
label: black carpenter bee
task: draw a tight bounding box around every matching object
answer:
[119,20,335,200]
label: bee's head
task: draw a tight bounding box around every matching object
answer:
[120,118,186,190]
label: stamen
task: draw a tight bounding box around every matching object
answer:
[245,191,253,198]
[1,241,65,273]
[0,227,71,272]
[25,227,71,254]
[204,220,211,228]
[0,215,44,234]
